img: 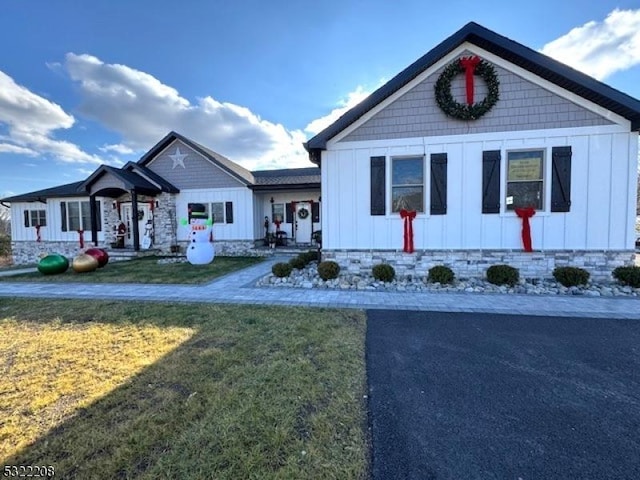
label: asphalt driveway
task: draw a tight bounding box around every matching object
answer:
[366,310,640,480]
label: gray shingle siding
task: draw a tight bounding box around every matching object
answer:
[340,63,614,143]
[146,140,245,189]
[91,174,126,192]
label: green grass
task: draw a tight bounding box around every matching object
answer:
[0,256,263,284]
[0,299,368,479]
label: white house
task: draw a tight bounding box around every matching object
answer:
[305,22,640,280]
[2,132,320,264]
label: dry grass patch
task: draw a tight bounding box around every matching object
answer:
[0,299,367,479]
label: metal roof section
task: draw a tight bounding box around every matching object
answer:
[252,167,320,185]
[0,181,86,203]
[304,21,640,159]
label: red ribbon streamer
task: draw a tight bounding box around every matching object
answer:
[35,224,41,242]
[459,56,481,105]
[400,209,416,253]
[515,207,535,252]
[77,229,84,249]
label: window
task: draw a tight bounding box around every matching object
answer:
[61,201,101,231]
[272,203,284,223]
[188,202,231,224]
[24,209,46,227]
[392,156,424,212]
[506,150,544,210]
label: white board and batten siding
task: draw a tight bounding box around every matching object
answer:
[10,198,107,242]
[175,188,254,241]
[146,138,255,241]
[320,42,638,253]
[321,127,638,252]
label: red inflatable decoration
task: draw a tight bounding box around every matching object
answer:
[399,209,417,253]
[85,248,109,268]
[515,207,535,252]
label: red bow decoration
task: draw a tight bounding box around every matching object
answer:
[35,224,41,242]
[77,229,84,249]
[274,220,282,231]
[399,209,417,253]
[515,207,535,252]
[459,56,481,105]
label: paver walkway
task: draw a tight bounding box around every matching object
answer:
[0,256,638,319]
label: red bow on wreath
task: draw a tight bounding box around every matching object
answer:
[515,207,535,252]
[399,209,416,253]
[77,229,84,249]
[35,224,41,242]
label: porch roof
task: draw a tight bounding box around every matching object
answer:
[79,165,163,197]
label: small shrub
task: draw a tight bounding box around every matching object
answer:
[301,250,320,264]
[272,262,293,278]
[486,264,519,286]
[428,265,455,284]
[0,234,10,257]
[553,266,590,287]
[372,263,395,282]
[613,266,640,288]
[317,261,340,281]
[289,255,306,270]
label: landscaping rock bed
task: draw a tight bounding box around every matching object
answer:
[256,263,640,297]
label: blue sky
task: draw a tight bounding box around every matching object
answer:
[1,0,640,199]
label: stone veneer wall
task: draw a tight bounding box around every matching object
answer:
[321,249,636,281]
[177,240,270,257]
[11,241,87,265]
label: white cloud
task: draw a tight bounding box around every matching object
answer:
[100,143,137,155]
[0,70,104,165]
[64,53,313,170]
[304,85,376,136]
[0,143,38,156]
[540,8,640,80]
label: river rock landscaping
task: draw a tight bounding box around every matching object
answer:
[256,262,640,297]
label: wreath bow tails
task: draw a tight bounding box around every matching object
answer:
[399,209,417,253]
[435,56,500,121]
[515,207,535,252]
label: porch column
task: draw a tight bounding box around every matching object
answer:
[89,194,98,246]
[131,189,140,251]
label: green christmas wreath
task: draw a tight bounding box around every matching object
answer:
[434,58,500,121]
[298,207,309,220]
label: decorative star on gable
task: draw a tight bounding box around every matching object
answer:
[170,147,188,169]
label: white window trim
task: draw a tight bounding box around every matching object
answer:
[502,148,550,216]
[389,155,426,215]
[26,209,47,227]
[63,200,101,231]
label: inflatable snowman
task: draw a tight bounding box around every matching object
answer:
[186,203,215,265]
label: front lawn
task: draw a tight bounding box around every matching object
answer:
[0,299,367,479]
[0,255,263,284]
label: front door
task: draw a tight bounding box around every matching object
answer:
[121,203,151,248]
[295,202,312,244]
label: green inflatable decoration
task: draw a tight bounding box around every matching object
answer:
[38,254,70,275]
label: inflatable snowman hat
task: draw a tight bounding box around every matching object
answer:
[186,203,215,265]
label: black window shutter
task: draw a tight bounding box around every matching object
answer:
[551,146,572,212]
[225,202,233,224]
[482,150,501,214]
[60,202,67,231]
[370,156,386,215]
[430,153,447,215]
[286,203,294,223]
[24,210,29,228]
[311,202,320,223]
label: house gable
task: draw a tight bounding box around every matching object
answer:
[145,139,247,190]
[340,49,616,143]
[305,22,640,157]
